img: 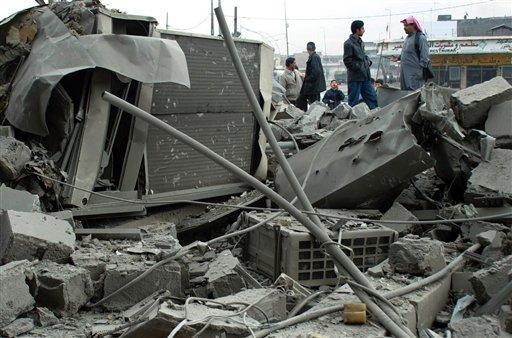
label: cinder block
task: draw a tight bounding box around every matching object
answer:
[30,261,93,316]
[0,210,75,264]
[0,260,34,327]
[451,76,512,128]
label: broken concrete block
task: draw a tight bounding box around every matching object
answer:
[389,235,446,276]
[350,102,370,119]
[500,305,512,333]
[485,100,512,147]
[0,184,41,212]
[0,260,35,327]
[408,278,451,333]
[380,202,420,235]
[102,260,182,311]
[451,76,512,128]
[448,316,501,337]
[125,301,260,337]
[470,255,512,304]
[466,149,512,200]
[460,221,508,243]
[477,230,504,247]
[214,288,287,322]
[0,210,75,264]
[0,318,34,337]
[0,136,31,180]
[35,307,59,327]
[451,271,474,295]
[70,249,107,300]
[205,250,246,298]
[30,261,93,316]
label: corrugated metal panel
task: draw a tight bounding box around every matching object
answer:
[147,34,260,194]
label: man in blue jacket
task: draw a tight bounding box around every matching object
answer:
[297,42,326,111]
[343,20,378,109]
[322,80,345,109]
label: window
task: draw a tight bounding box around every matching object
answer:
[502,66,512,85]
[467,66,498,87]
[432,66,460,88]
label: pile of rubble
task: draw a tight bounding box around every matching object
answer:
[1,1,512,337]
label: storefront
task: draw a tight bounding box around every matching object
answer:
[378,36,512,89]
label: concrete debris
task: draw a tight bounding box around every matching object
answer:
[0,1,511,337]
[485,100,512,148]
[0,184,41,212]
[0,210,75,264]
[0,260,35,327]
[205,249,246,298]
[0,136,31,180]
[0,318,35,337]
[389,235,446,276]
[380,202,421,235]
[30,260,93,316]
[448,315,501,337]
[35,307,59,327]
[450,76,512,128]
[102,258,182,311]
[466,148,512,200]
[470,255,512,304]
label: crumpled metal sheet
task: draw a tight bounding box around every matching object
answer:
[276,92,435,209]
[4,7,190,136]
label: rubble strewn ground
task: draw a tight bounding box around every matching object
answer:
[0,1,511,338]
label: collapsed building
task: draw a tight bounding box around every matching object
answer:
[0,1,511,338]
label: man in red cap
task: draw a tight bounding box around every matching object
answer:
[390,16,432,90]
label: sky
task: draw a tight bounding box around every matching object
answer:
[2,0,511,55]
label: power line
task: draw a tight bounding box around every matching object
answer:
[225,0,497,21]
[167,16,209,31]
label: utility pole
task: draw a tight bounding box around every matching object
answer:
[210,0,214,35]
[217,0,222,36]
[166,12,169,30]
[233,6,238,37]
[323,28,327,56]
[284,1,289,56]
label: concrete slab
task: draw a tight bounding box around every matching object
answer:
[380,202,420,235]
[466,148,512,199]
[30,261,93,316]
[205,249,246,298]
[470,255,512,304]
[0,210,75,264]
[485,100,512,145]
[451,76,512,128]
[0,184,41,212]
[102,260,182,311]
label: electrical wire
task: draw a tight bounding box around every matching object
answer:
[33,172,512,226]
[268,120,300,153]
[166,16,209,31]
[227,0,497,22]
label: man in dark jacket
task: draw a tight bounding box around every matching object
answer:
[297,42,326,111]
[322,80,345,109]
[343,20,378,109]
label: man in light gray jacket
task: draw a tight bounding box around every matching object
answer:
[279,57,303,106]
[391,16,431,90]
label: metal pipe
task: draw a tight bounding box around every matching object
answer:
[213,6,382,295]
[211,9,415,337]
[101,91,412,338]
[214,6,323,229]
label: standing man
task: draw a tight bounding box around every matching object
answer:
[297,42,326,111]
[279,57,303,105]
[391,16,431,90]
[343,20,378,109]
[322,80,345,109]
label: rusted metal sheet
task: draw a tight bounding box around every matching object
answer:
[276,92,435,209]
